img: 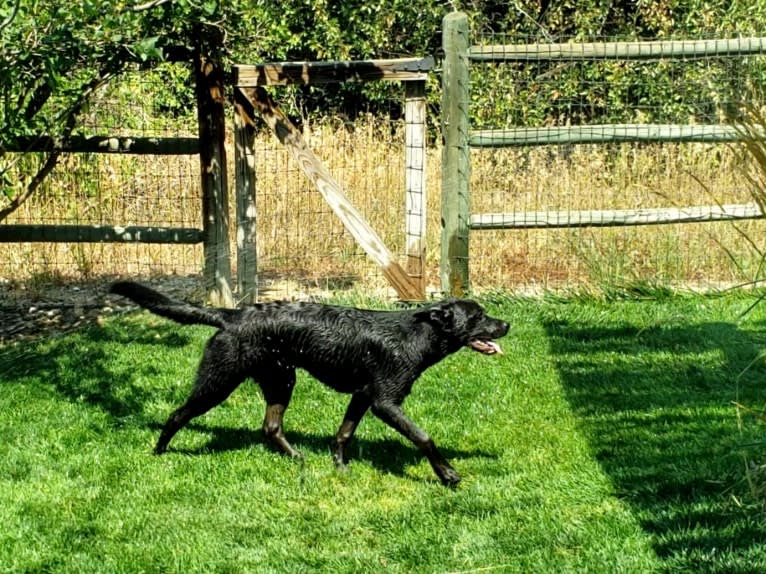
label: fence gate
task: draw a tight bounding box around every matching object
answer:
[232,58,432,302]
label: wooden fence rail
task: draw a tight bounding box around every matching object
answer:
[470,203,764,230]
[470,125,749,147]
[7,136,199,155]
[0,225,203,243]
[469,37,766,62]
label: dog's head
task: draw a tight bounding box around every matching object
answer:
[416,299,509,355]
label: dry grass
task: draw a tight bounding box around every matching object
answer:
[2,116,764,298]
[470,141,764,292]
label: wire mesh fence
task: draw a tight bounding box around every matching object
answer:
[247,88,432,301]
[5,32,766,304]
[0,63,203,287]
[466,31,766,293]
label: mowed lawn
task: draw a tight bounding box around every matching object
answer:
[1,292,765,573]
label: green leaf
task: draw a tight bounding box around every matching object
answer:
[202,0,218,17]
[134,36,163,62]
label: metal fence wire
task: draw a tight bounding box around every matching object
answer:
[0,63,203,286]
[6,35,766,300]
[238,81,431,301]
[464,31,766,293]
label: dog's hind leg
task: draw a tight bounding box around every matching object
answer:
[333,391,371,469]
[155,338,244,454]
[371,401,461,487]
[154,378,243,454]
[259,369,301,458]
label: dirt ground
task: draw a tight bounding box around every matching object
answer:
[0,275,204,343]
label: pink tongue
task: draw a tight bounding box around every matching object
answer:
[469,340,503,355]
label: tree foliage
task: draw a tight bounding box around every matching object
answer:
[3,0,766,217]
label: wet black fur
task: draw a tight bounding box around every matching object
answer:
[109,281,509,486]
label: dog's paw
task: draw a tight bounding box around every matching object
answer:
[439,467,462,487]
[333,455,349,472]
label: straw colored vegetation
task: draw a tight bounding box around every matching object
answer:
[470,141,764,292]
[2,117,764,297]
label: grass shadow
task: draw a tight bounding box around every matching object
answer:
[543,314,766,571]
[155,421,497,480]
[0,320,193,422]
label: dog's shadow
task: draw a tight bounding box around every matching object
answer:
[157,422,497,480]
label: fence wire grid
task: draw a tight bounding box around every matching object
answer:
[5,34,766,302]
[0,63,202,290]
[246,84,431,301]
[466,31,766,293]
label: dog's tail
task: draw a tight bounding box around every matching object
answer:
[109,281,238,329]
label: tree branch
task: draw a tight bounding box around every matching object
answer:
[132,0,173,12]
[0,0,21,33]
[0,62,121,223]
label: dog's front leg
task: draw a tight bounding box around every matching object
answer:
[371,401,461,487]
[259,371,301,459]
[333,391,372,469]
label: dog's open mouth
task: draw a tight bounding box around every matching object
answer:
[468,339,503,355]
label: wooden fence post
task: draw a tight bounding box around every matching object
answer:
[440,11,471,296]
[194,45,234,307]
[405,80,427,296]
[234,90,258,303]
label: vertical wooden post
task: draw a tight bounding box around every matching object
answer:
[440,12,471,296]
[234,89,258,303]
[404,80,427,298]
[194,42,233,307]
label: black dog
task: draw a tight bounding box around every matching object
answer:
[109,281,509,486]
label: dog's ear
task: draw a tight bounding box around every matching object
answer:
[415,301,455,329]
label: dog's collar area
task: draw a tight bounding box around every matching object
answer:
[468,339,503,355]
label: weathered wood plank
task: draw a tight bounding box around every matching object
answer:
[195,49,234,307]
[234,57,434,86]
[233,89,259,303]
[404,80,427,297]
[238,86,422,301]
[441,12,471,297]
[470,124,747,147]
[3,135,199,155]
[470,203,764,230]
[0,224,203,243]
[469,37,766,62]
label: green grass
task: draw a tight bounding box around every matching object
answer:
[1,294,765,573]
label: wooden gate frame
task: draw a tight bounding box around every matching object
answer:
[232,57,433,302]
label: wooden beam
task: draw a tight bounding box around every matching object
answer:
[469,37,766,62]
[237,86,422,301]
[469,203,764,230]
[3,135,199,155]
[0,224,203,243]
[441,12,471,297]
[194,48,234,307]
[234,57,434,87]
[470,124,747,147]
